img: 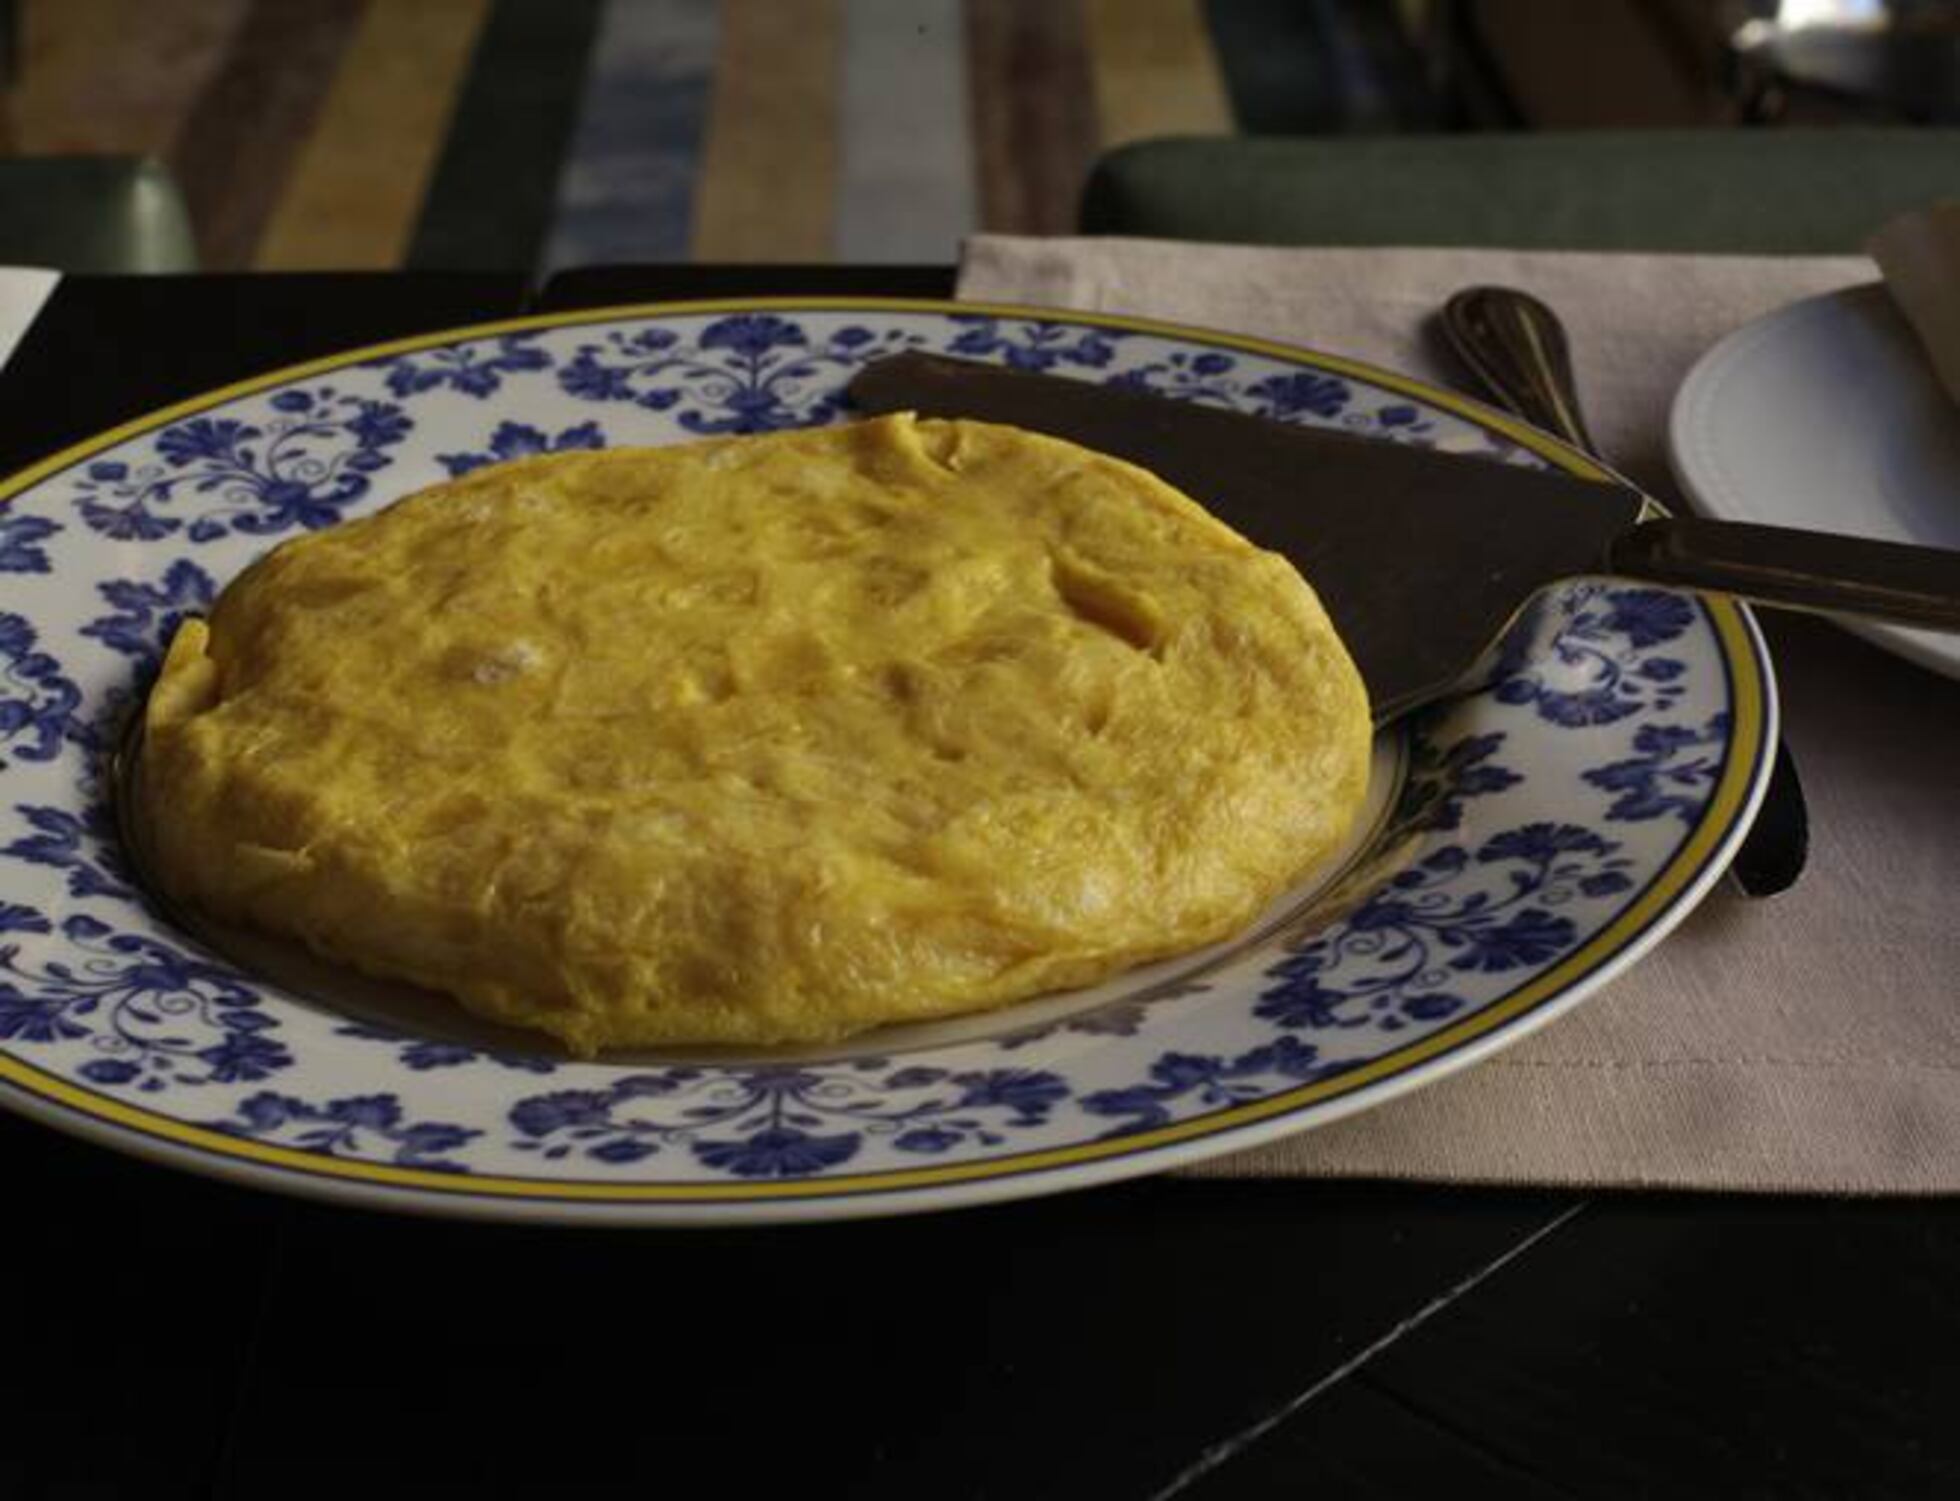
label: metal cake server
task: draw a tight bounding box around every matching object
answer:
[847,352,1960,725]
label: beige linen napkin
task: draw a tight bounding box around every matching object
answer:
[960,236,1960,1194]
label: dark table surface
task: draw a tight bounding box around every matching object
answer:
[3,266,1956,1501]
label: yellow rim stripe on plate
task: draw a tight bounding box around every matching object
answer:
[0,297,1767,1203]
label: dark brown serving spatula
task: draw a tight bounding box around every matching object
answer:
[848,352,1960,723]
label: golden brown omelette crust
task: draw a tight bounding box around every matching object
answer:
[141,415,1371,1053]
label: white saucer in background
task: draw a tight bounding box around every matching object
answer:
[1669,282,1960,682]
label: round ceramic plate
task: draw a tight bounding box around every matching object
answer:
[1669,282,1960,682]
[0,298,1772,1224]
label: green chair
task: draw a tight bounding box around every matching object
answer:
[0,156,198,273]
[1079,129,1960,254]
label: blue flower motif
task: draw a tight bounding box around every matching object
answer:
[0,989,91,1043]
[79,559,215,664]
[232,1092,298,1132]
[0,611,82,764]
[328,1093,408,1132]
[1495,675,1636,728]
[78,1058,141,1085]
[510,1088,617,1138]
[1490,585,1695,728]
[1105,350,1447,445]
[77,497,178,542]
[0,901,51,935]
[506,1056,1066,1174]
[950,1068,1069,1122]
[556,351,646,405]
[1477,822,1612,865]
[1241,1035,1330,1080]
[0,512,59,574]
[0,917,285,1093]
[1396,728,1524,836]
[556,317,926,436]
[1254,799,1631,1038]
[698,314,808,358]
[1582,714,1730,824]
[946,317,1122,372]
[344,400,413,451]
[1245,371,1350,420]
[195,1028,294,1084]
[3,802,134,900]
[1081,1036,1333,1135]
[691,1126,859,1178]
[376,336,552,399]
[1252,968,1343,1030]
[1447,908,1576,973]
[1602,590,1698,648]
[206,1090,479,1171]
[437,419,606,478]
[72,389,412,544]
[1149,1053,1236,1092]
[157,417,257,468]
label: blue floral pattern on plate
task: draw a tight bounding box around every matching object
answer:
[556,316,926,435]
[0,512,60,574]
[70,388,412,544]
[369,333,551,399]
[0,913,287,1092]
[80,559,216,665]
[1491,586,1698,727]
[0,612,82,766]
[438,419,606,478]
[506,1063,1070,1173]
[205,1091,479,1173]
[0,303,1769,1222]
